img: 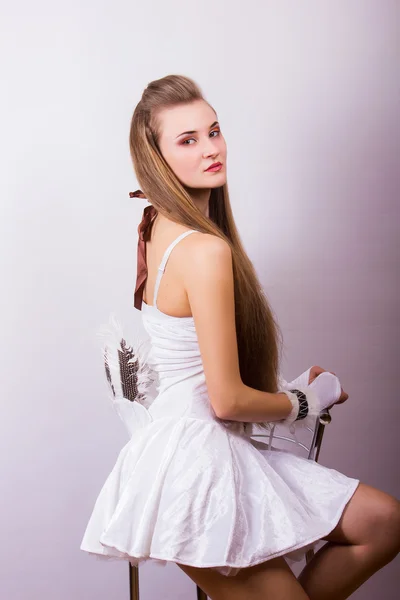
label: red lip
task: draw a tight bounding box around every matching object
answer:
[205,162,223,172]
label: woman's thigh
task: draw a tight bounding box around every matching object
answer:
[177,556,310,600]
[322,481,400,548]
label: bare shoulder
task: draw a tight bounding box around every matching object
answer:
[180,231,231,266]
[180,232,233,306]
[180,232,242,418]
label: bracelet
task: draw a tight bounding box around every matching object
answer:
[289,388,309,421]
[279,385,320,429]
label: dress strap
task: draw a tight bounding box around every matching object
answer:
[153,230,199,309]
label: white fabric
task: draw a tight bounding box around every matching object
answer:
[80,231,360,577]
[281,368,343,411]
[278,369,343,430]
[310,371,343,409]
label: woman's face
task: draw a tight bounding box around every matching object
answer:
[156,99,227,190]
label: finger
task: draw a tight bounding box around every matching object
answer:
[313,366,325,375]
[309,366,326,384]
[336,389,349,404]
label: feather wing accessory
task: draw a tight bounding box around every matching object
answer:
[97,313,158,437]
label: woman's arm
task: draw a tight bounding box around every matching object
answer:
[181,234,293,424]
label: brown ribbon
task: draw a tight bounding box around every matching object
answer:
[129,190,158,310]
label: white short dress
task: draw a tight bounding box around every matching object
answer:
[80,230,360,577]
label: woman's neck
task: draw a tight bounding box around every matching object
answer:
[187,187,211,217]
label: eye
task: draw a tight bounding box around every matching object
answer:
[181,129,221,145]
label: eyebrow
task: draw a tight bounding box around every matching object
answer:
[175,121,219,139]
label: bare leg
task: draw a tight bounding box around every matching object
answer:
[297,483,400,600]
[178,556,310,600]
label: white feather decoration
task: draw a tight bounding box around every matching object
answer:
[96,313,158,435]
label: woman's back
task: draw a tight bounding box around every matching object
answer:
[140,222,211,417]
[143,215,201,318]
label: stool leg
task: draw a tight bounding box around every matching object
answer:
[130,563,206,599]
[197,584,207,599]
[305,549,315,564]
[129,563,140,600]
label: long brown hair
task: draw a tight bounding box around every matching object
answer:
[129,74,282,395]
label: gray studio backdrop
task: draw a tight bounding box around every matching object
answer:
[1,1,399,599]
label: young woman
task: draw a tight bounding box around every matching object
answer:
[81,75,400,599]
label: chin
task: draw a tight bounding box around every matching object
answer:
[210,180,226,189]
[212,176,227,188]
[206,172,227,188]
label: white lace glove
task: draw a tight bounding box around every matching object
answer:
[278,367,342,429]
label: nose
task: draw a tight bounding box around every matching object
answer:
[202,137,218,159]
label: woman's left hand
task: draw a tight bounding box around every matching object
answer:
[308,365,349,405]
